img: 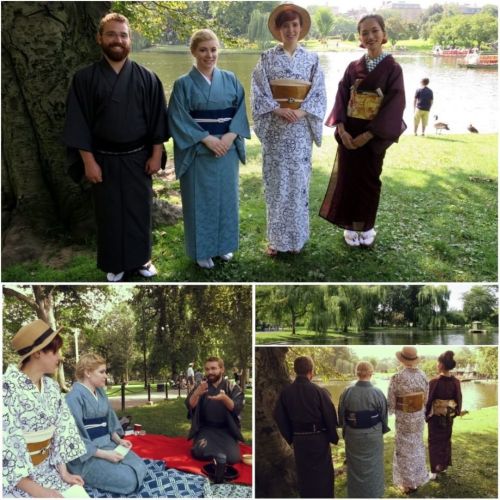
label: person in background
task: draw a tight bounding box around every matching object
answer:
[414,78,433,136]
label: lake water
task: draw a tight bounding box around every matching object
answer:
[324,377,497,411]
[134,48,498,134]
[256,328,499,345]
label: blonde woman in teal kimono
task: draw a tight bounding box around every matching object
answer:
[3,320,87,498]
[168,29,250,269]
[66,354,147,494]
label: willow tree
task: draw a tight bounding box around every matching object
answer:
[416,285,450,330]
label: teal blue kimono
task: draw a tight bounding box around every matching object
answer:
[168,66,250,261]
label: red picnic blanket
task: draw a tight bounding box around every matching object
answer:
[126,434,252,486]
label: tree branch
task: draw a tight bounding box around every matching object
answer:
[3,287,38,310]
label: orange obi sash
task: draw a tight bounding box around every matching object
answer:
[396,392,425,413]
[270,79,311,109]
[24,427,54,466]
[347,79,383,120]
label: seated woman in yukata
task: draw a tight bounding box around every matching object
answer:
[3,320,87,498]
[65,354,147,495]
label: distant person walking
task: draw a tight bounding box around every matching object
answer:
[414,78,433,136]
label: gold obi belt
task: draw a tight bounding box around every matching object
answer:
[270,79,311,109]
[347,83,383,120]
[396,392,425,413]
[431,399,458,417]
[24,427,55,466]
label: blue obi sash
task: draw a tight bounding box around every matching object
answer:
[190,107,236,135]
[83,416,109,440]
[345,410,381,428]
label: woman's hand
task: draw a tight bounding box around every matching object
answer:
[273,107,298,123]
[220,132,237,150]
[119,439,133,449]
[60,471,84,486]
[352,131,373,149]
[104,450,124,463]
[339,130,356,150]
[202,135,229,158]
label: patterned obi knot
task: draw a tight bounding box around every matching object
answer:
[396,392,425,413]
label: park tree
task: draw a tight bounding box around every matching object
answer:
[255,347,298,498]
[475,347,497,378]
[248,9,273,50]
[314,7,335,42]
[462,286,498,324]
[416,285,450,330]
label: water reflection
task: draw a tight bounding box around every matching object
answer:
[134,49,498,133]
[256,328,498,345]
[323,377,497,411]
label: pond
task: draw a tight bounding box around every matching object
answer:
[133,48,498,134]
[256,328,499,345]
[323,377,497,411]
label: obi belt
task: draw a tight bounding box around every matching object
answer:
[345,410,381,428]
[431,399,458,417]
[396,392,425,413]
[83,416,109,440]
[292,422,326,435]
[24,426,55,466]
[190,107,236,135]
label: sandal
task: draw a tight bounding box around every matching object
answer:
[138,262,157,278]
[107,271,125,282]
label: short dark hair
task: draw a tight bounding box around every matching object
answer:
[421,78,430,86]
[294,356,314,375]
[21,334,63,367]
[275,10,302,29]
[438,350,456,371]
[205,356,224,369]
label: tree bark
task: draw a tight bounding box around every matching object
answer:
[255,347,298,498]
[1,2,110,259]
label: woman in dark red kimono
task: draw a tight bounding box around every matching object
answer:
[320,15,406,247]
[425,350,462,479]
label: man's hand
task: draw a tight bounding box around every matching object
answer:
[83,160,103,183]
[145,156,161,175]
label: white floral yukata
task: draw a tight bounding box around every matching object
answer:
[388,367,429,490]
[3,365,86,497]
[251,45,326,252]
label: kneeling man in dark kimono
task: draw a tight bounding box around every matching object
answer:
[274,356,339,498]
[186,357,245,465]
[63,13,169,282]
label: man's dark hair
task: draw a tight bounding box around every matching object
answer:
[421,78,430,86]
[294,356,314,375]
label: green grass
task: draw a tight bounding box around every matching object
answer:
[2,133,497,282]
[333,406,497,498]
[115,390,253,444]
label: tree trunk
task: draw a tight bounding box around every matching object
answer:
[255,347,298,498]
[1,2,110,263]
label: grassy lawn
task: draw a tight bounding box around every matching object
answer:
[333,406,497,498]
[115,389,253,444]
[3,133,497,282]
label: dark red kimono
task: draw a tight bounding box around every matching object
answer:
[320,54,406,231]
[425,375,462,473]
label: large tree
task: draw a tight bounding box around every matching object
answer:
[462,286,498,323]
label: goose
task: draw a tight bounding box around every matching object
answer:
[433,115,450,134]
[467,124,479,133]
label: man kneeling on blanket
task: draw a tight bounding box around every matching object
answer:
[186,356,245,464]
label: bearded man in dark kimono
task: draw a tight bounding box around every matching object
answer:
[274,356,339,498]
[63,13,168,282]
[186,357,245,465]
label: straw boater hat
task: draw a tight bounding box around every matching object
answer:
[11,319,62,363]
[396,346,420,367]
[268,3,311,42]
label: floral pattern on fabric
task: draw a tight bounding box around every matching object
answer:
[3,365,86,497]
[388,367,429,489]
[251,45,326,252]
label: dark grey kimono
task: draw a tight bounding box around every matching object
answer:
[185,378,244,464]
[274,376,339,498]
[338,380,390,498]
[66,382,147,494]
[63,58,169,273]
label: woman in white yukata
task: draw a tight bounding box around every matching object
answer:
[251,3,326,256]
[65,353,147,495]
[3,320,87,498]
[388,346,430,494]
[168,29,250,270]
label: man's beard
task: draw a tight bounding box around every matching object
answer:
[102,43,130,62]
[207,373,221,384]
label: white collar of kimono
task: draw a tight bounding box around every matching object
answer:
[76,381,99,401]
[278,44,304,57]
[194,65,214,85]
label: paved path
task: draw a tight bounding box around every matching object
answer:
[108,390,188,411]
